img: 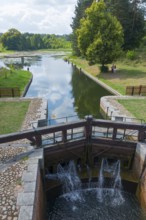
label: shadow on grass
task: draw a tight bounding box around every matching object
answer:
[97,68,146,81]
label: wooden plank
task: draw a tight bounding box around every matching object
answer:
[133,86,140,95]
[0,87,20,97]
[126,85,146,96]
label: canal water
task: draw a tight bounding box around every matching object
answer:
[0,53,112,122]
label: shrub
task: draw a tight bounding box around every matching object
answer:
[126,50,136,60]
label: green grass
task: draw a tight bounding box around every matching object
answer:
[69,56,146,95]
[117,99,146,122]
[0,68,32,95]
[0,101,30,134]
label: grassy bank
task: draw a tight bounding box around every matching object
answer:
[69,56,146,95]
[0,68,32,96]
[0,64,32,134]
[69,56,146,121]
[0,101,30,134]
[117,99,146,122]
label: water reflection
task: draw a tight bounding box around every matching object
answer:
[0,54,112,120]
[71,67,111,118]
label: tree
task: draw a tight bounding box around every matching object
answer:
[71,0,93,55]
[0,30,71,51]
[77,1,124,67]
[29,34,44,50]
[104,0,145,50]
[0,28,22,50]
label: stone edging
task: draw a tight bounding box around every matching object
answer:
[15,96,48,220]
[100,96,146,122]
[22,76,33,97]
[17,149,44,220]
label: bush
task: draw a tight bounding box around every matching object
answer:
[126,50,136,60]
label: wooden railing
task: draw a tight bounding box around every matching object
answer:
[0,117,146,147]
[0,87,20,97]
[126,85,146,96]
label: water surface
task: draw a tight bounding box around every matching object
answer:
[0,53,112,121]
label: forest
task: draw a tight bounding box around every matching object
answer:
[0,29,71,51]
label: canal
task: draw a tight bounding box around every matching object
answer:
[0,53,112,121]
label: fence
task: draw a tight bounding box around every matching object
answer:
[0,117,146,147]
[0,87,20,97]
[126,85,146,96]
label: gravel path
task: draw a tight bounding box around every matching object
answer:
[0,98,47,220]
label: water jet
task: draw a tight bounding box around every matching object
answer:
[46,160,146,220]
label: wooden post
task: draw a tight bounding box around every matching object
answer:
[35,133,42,147]
[132,86,134,96]
[139,85,142,95]
[12,88,14,97]
[138,129,146,142]
[84,115,93,143]
[62,129,67,143]
[112,127,117,139]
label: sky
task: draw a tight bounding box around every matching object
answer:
[0,0,77,35]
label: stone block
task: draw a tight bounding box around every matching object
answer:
[18,206,34,220]
[22,171,37,182]
[27,164,38,173]
[27,158,39,165]
[17,192,35,206]
[29,149,43,159]
[24,182,36,193]
[136,143,146,162]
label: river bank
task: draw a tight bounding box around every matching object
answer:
[69,56,146,122]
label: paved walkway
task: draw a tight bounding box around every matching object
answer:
[0,98,47,220]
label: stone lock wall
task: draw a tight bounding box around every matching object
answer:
[32,164,45,220]
[133,143,146,210]
[17,149,45,220]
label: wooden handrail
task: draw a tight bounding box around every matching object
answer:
[0,118,146,147]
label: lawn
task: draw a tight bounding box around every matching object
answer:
[69,56,146,95]
[117,99,146,122]
[0,68,32,96]
[0,101,30,134]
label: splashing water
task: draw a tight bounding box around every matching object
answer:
[57,161,83,202]
[47,160,146,220]
[97,159,124,205]
[97,159,104,202]
[86,164,92,188]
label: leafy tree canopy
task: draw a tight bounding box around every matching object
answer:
[104,0,145,50]
[71,0,93,55]
[0,29,71,51]
[1,28,22,50]
[77,0,124,66]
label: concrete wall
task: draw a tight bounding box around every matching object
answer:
[17,149,45,220]
[133,142,146,210]
[100,96,134,121]
[33,162,45,220]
